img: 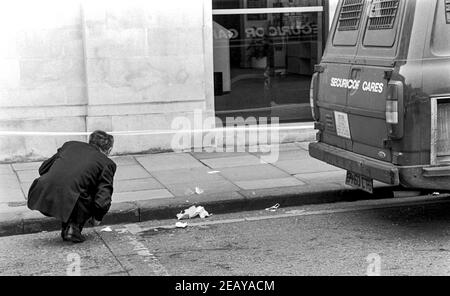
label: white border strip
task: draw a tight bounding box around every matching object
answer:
[212,7,323,15]
[0,124,315,136]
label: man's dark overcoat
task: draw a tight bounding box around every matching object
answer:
[27,141,116,223]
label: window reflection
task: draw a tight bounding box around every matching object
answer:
[213,0,325,123]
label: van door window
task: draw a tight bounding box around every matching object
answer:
[431,0,450,56]
[333,0,365,46]
[363,0,401,47]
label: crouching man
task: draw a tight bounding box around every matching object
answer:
[27,130,116,243]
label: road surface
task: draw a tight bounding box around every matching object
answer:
[1,194,450,276]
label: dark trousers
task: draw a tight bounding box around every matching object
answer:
[63,195,93,231]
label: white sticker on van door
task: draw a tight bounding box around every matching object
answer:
[334,111,351,139]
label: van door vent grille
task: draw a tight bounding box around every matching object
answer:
[337,0,365,31]
[368,0,400,30]
[446,0,450,24]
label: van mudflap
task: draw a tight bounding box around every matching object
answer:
[309,142,400,185]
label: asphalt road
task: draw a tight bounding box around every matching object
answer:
[2,194,450,276]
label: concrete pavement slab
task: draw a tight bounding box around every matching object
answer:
[0,164,14,175]
[265,149,311,161]
[11,162,41,171]
[136,153,204,172]
[15,170,39,183]
[114,164,152,181]
[0,188,25,203]
[150,167,227,185]
[235,177,306,190]
[200,155,262,169]
[272,158,340,175]
[191,151,251,160]
[297,142,311,151]
[294,170,347,185]
[114,178,164,193]
[110,155,138,166]
[113,189,174,203]
[163,179,240,196]
[0,174,22,189]
[218,164,290,181]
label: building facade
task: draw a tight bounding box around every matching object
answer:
[0,0,338,162]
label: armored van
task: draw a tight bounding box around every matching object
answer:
[309,0,450,192]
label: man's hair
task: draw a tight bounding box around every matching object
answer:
[89,130,114,154]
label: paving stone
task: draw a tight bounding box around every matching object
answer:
[11,162,41,171]
[110,156,138,166]
[253,149,310,162]
[200,155,262,169]
[151,167,227,186]
[0,175,22,189]
[114,178,164,193]
[0,203,27,213]
[164,180,240,196]
[272,158,340,175]
[294,170,347,185]
[20,183,32,196]
[0,165,14,175]
[296,142,311,151]
[190,151,251,160]
[114,164,152,181]
[0,188,25,203]
[234,177,305,190]
[113,189,173,203]
[15,170,39,183]
[136,153,204,172]
[219,164,289,182]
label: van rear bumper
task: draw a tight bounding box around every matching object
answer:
[309,142,400,185]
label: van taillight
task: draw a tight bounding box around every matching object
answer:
[386,100,398,124]
[310,72,319,121]
[386,81,404,139]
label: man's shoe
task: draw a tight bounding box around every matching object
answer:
[61,223,70,241]
[67,224,86,243]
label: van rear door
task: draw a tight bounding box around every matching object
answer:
[317,0,406,163]
[348,0,406,162]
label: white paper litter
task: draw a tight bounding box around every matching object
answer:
[175,222,188,228]
[208,171,221,174]
[265,203,280,212]
[176,205,212,220]
[195,187,204,194]
[100,226,113,232]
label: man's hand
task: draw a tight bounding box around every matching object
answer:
[89,217,102,226]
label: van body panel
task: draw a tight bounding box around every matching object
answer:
[310,0,450,190]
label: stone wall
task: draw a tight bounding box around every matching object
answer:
[0,0,214,162]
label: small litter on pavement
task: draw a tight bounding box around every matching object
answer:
[195,187,204,194]
[177,205,212,220]
[100,226,113,232]
[432,192,440,196]
[175,222,188,228]
[208,170,221,174]
[265,203,280,212]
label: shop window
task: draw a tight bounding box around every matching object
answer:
[212,0,326,123]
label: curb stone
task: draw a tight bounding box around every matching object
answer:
[0,185,401,237]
